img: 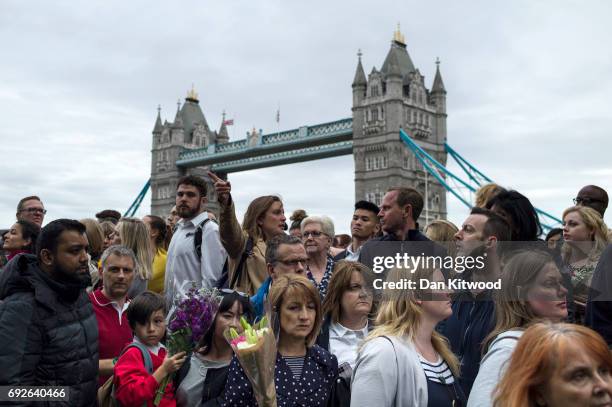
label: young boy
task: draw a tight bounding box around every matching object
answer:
[114,291,186,407]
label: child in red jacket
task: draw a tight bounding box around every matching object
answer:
[114,291,186,407]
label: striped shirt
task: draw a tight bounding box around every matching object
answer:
[282,356,305,380]
[418,354,455,385]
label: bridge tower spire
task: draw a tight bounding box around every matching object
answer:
[150,87,221,218]
[352,25,448,224]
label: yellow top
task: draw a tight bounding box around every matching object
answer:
[148,248,167,293]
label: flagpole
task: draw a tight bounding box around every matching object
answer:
[276,101,280,138]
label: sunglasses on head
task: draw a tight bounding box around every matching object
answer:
[220,288,249,298]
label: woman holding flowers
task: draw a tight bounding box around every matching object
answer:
[222,274,338,406]
[176,290,254,407]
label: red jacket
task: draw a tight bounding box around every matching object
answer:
[113,345,176,407]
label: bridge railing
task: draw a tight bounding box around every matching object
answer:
[177,117,353,162]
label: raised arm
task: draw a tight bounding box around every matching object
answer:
[208,171,247,259]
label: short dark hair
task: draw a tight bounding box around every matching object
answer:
[545,228,563,242]
[127,291,167,330]
[36,219,86,259]
[265,234,303,265]
[486,190,542,241]
[177,175,207,198]
[17,196,42,213]
[198,291,255,354]
[16,220,41,253]
[471,207,512,242]
[95,209,122,224]
[388,187,424,221]
[355,200,380,217]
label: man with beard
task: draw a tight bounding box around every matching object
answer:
[89,245,137,387]
[0,219,98,406]
[334,200,380,261]
[440,207,510,398]
[165,175,227,309]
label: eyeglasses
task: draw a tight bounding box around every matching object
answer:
[277,258,308,267]
[220,288,249,298]
[303,231,325,238]
[573,197,603,205]
[20,208,47,215]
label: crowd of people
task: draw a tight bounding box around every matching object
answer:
[0,176,611,407]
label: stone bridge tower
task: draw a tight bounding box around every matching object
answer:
[150,87,228,217]
[352,26,448,225]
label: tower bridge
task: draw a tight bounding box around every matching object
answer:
[148,26,450,226]
[137,25,561,231]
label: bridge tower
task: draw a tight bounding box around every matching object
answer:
[352,25,448,224]
[150,87,225,217]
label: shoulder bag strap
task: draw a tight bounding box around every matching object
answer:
[229,237,253,289]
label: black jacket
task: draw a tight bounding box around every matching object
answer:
[441,289,495,397]
[0,254,99,407]
[586,244,612,345]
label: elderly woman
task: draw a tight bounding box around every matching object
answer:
[222,274,338,406]
[301,215,336,299]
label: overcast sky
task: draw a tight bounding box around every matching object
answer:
[1,0,611,234]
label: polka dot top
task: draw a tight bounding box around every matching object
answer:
[222,345,338,407]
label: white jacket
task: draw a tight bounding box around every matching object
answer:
[467,329,523,407]
[351,335,428,407]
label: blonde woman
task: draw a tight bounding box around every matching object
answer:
[112,217,153,298]
[351,266,465,407]
[474,183,506,208]
[79,218,105,290]
[561,206,609,306]
[424,219,459,258]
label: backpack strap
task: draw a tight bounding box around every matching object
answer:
[481,335,521,365]
[380,336,400,405]
[229,237,254,289]
[112,343,155,407]
[121,342,154,374]
[194,218,212,261]
[194,218,229,289]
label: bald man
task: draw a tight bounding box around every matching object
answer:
[574,185,608,217]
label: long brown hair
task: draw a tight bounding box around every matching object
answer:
[322,261,375,323]
[242,195,283,241]
[484,250,554,351]
[493,322,612,407]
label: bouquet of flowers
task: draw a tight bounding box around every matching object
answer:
[226,316,278,407]
[154,286,220,406]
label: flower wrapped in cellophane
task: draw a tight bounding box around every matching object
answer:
[226,316,278,407]
[154,286,220,406]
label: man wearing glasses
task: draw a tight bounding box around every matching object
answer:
[574,185,608,217]
[251,234,308,318]
[16,195,46,227]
